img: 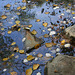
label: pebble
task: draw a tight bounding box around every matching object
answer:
[45,53,51,57]
[35,57,38,61]
[73,17,75,19]
[47,28,51,31]
[49,31,56,35]
[23,59,28,63]
[61,13,64,16]
[36,72,41,75]
[26,53,30,56]
[3,69,7,72]
[56,48,60,52]
[15,55,19,59]
[56,53,61,55]
[22,37,26,42]
[42,30,45,32]
[64,43,70,47]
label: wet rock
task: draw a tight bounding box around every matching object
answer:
[44,54,75,75]
[65,25,75,38]
[23,30,44,52]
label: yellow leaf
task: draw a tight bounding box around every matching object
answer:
[36,19,40,22]
[72,12,75,14]
[1,15,7,19]
[3,58,9,61]
[16,12,21,15]
[6,4,11,8]
[19,50,24,54]
[53,4,58,7]
[68,4,71,6]
[12,24,17,28]
[9,54,14,58]
[33,64,40,70]
[15,20,20,24]
[11,42,16,45]
[22,0,26,3]
[21,6,26,10]
[46,0,48,1]
[61,40,65,45]
[17,6,21,10]
[45,12,49,14]
[10,71,17,75]
[28,25,32,28]
[1,28,4,30]
[25,68,32,75]
[42,22,48,27]
[31,30,37,35]
[18,28,21,31]
[27,55,35,61]
[6,8,10,10]
[43,34,49,38]
[8,31,12,34]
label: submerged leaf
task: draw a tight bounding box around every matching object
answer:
[45,12,49,14]
[36,19,40,22]
[42,22,48,27]
[11,42,16,45]
[17,6,21,10]
[33,64,40,70]
[8,31,12,34]
[3,58,9,61]
[10,71,17,75]
[25,68,33,75]
[19,50,25,54]
[22,0,26,3]
[1,15,7,19]
[27,55,35,61]
[31,30,37,35]
[21,6,26,10]
[5,4,11,8]
[15,20,20,24]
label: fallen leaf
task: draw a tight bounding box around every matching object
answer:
[53,4,58,7]
[36,19,40,22]
[42,22,48,27]
[21,6,26,10]
[27,55,35,61]
[45,12,49,14]
[25,68,32,75]
[1,15,7,19]
[19,50,25,54]
[1,28,4,30]
[8,31,12,34]
[33,64,40,70]
[3,58,9,61]
[46,0,48,1]
[9,54,14,58]
[18,28,21,31]
[34,44,40,49]
[28,25,32,28]
[15,20,20,24]
[61,40,65,45]
[43,34,49,38]
[14,47,19,52]
[16,12,21,15]
[22,0,26,3]
[5,4,11,8]
[31,30,37,35]
[10,71,17,75]
[72,12,75,14]
[11,42,16,45]
[17,6,21,10]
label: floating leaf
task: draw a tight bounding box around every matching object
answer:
[15,20,20,24]
[17,6,21,10]
[5,4,11,8]
[19,50,24,54]
[22,0,26,3]
[1,28,4,30]
[25,68,32,75]
[27,55,35,61]
[42,22,48,27]
[45,12,49,14]
[18,28,21,31]
[31,30,37,35]
[21,6,26,10]
[36,19,40,22]
[43,34,49,38]
[10,71,17,75]
[1,15,7,19]
[28,25,32,28]
[11,42,16,45]
[3,58,9,61]
[8,31,12,34]
[33,64,40,70]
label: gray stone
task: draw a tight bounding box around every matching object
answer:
[65,25,75,38]
[44,54,75,75]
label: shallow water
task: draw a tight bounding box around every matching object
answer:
[0,0,75,75]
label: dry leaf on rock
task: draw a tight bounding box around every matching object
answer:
[31,30,37,35]
[25,68,33,75]
[27,55,35,61]
[33,64,40,70]
[14,47,19,52]
[10,71,17,75]
[42,22,48,27]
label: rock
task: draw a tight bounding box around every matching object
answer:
[44,54,75,75]
[65,25,75,38]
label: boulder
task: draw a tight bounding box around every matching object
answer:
[44,54,75,75]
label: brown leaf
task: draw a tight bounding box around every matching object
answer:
[25,68,33,75]
[22,0,26,3]
[1,15,7,19]
[33,64,40,70]
[31,30,37,35]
